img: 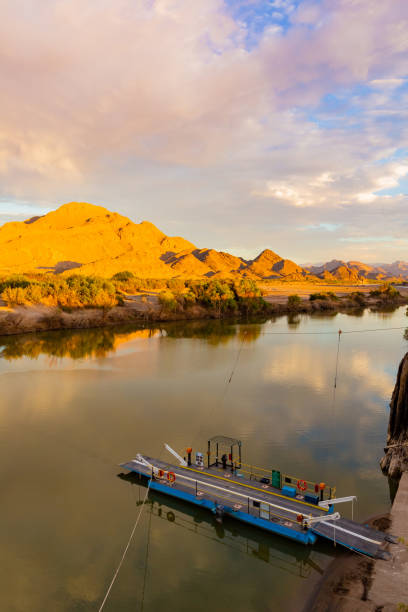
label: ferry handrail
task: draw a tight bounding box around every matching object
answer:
[238,464,336,499]
[240,462,271,473]
[192,485,301,526]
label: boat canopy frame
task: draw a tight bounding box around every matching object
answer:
[207,435,242,469]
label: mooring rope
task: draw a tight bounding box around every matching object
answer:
[98,479,152,612]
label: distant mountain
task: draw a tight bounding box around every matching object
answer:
[304,259,408,281]
[0,202,313,280]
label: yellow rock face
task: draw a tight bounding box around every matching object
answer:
[0,201,307,279]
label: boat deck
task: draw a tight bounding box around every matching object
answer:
[120,455,395,558]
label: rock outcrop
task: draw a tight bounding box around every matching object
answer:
[380,352,408,478]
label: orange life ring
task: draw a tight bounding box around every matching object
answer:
[297,479,307,491]
[296,514,304,523]
[158,469,165,478]
[167,471,176,483]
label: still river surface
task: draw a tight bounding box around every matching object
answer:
[1,306,407,611]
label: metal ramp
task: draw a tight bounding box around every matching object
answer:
[311,517,397,559]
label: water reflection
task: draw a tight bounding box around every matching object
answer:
[0,305,404,362]
[0,327,160,361]
[0,320,264,361]
[0,307,407,611]
[118,473,331,579]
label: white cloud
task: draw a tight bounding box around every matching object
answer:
[370,78,405,89]
[0,0,408,260]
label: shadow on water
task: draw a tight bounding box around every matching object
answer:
[118,472,336,579]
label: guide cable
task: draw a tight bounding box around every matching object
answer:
[140,499,153,612]
[97,478,152,612]
[260,325,407,335]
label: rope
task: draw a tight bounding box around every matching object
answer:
[334,330,342,389]
[191,330,247,450]
[140,499,153,612]
[260,326,407,335]
[97,479,152,612]
[228,330,246,384]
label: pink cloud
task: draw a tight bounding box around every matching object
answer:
[0,0,408,261]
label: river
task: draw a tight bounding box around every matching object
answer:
[1,306,406,611]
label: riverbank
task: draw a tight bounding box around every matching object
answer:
[305,473,408,611]
[0,286,407,336]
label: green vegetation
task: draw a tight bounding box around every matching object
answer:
[1,274,118,309]
[157,278,267,317]
[309,291,341,302]
[112,275,172,293]
[348,291,366,306]
[369,283,400,299]
[158,290,178,312]
[111,270,135,282]
[0,273,267,317]
[0,271,403,322]
[287,294,301,309]
[309,292,329,301]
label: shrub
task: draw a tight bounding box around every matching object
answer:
[325,291,339,301]
[112,271,135,282]
[370,283,400,299]
[159,290,178,312]
[167,278,186,292]
[2,286,29,305]
[309,292,328,301]
[1,274,118,309]
[0,275,31,294]
[349,291,366,306]
[287,294,301,309]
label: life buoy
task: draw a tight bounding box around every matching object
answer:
[167,471,176,483]
[296,514,304,523]
[158,469,165,478]
[297,479,307,491]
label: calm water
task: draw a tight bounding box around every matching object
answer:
[1,307,407,611]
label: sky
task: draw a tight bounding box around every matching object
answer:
[1,0,408,263]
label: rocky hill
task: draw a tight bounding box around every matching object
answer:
[2,202,407,281]
[0,202,313,280]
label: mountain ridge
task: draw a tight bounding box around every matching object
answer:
[1,202,407,281]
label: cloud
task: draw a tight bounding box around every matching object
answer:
[1,0,408,260]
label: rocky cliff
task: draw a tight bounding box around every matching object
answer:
[380,352,408,478]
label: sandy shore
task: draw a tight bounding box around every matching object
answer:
[261,282,408,304]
